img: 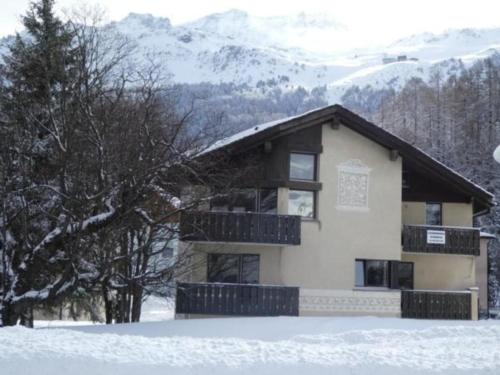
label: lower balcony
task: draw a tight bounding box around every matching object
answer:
[180,211,301,245]
[402,225,480,256]
[401,289,472,320]
[175,282,300,317]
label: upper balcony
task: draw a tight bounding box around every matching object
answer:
[180,211,301,246]
[402,225,480,256]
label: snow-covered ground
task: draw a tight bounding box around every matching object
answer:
[2,315,500,375]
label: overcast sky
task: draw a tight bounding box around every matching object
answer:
[3,0,500,46]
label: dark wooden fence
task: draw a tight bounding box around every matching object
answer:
[180,211,301,245]
[401,290,471,320]
[175,282,300,316]
[402,225,480,255]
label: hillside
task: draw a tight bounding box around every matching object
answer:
[101,11,500,101]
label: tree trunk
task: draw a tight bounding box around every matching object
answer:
[19,307,33,328]
[131,286,143,323]
[1,302,20,327]
[102,285,113,324]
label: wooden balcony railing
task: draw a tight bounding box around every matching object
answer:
[175,282,300,316]
[180,211,301,245]
[401,290,471,320]
[402,225,480,256]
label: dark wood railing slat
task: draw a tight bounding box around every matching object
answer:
[401,290,471,320]
[402,225,480,256]
[176,282,300,317]
[180,211,301,245]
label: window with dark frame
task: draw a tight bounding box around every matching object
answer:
[402,169,410,189]
[426,202,442,226]
[207,254,260,284]
[391,261,414,290]
[289,153,317,181]
[288,189,315,218]
[355,259,414,289]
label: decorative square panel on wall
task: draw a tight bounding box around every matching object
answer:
[336,159,371,211]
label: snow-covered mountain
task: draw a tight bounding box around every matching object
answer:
[3,10,500,102]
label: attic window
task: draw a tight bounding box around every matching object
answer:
[402,169,410,189]
[290,153,316,181]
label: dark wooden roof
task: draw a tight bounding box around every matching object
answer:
[208,104,495,214]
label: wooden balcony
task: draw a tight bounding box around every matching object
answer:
[402,225,480,256]
[401,290,471,320]
[180,211,301,245]
[175,282,300,316]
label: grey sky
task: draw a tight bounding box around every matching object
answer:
[2,0,500,47]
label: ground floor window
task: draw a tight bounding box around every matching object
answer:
[207,254,259,284]
[355,259,414,289]
[391,261,414,290]
[355,259,389,287]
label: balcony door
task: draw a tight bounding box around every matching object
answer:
[210,189,277,214]
[207,254,260,284]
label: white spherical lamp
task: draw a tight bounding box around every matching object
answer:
[495,145,500,164]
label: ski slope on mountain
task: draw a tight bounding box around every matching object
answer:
[3,10,500,102]
[102,11,500,102]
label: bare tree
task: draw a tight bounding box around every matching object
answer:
[0,0,241,326]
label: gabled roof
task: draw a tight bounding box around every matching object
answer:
[205,104,495,213]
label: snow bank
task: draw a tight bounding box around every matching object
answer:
[1,317,500,375]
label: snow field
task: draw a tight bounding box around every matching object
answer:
[1,316,500,375]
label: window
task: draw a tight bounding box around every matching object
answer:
[290,153,316,181]
[355,260,389,287]
[207,254,259,284]
[259,189,278,214]
[390,262,414,290]
[426,202,442,226]
[210,189,277,214]
[402,169,410,189]
[288,190,315,218]
[356,259,414,289]
[162,247,174,258]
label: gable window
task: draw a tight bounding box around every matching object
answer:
[402,169,410,189]
[207,254,259,284]
[426,202,442,226]
[288,190,315,218]
[290,153,316,181]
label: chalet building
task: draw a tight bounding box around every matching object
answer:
[175,105,495,320]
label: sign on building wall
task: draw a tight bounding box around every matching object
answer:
[427,230,446,244]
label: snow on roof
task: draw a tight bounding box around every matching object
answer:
[201,107,324,155]
[200,104,494,202]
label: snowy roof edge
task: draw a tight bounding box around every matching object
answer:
[200,104,494,206]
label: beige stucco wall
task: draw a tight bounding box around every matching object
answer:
[184,124,403,292]
[476,238,491,313]
[180,121,480,319]
[402,201,473,226]
[278,124,402,290]
[402,253,476,290]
